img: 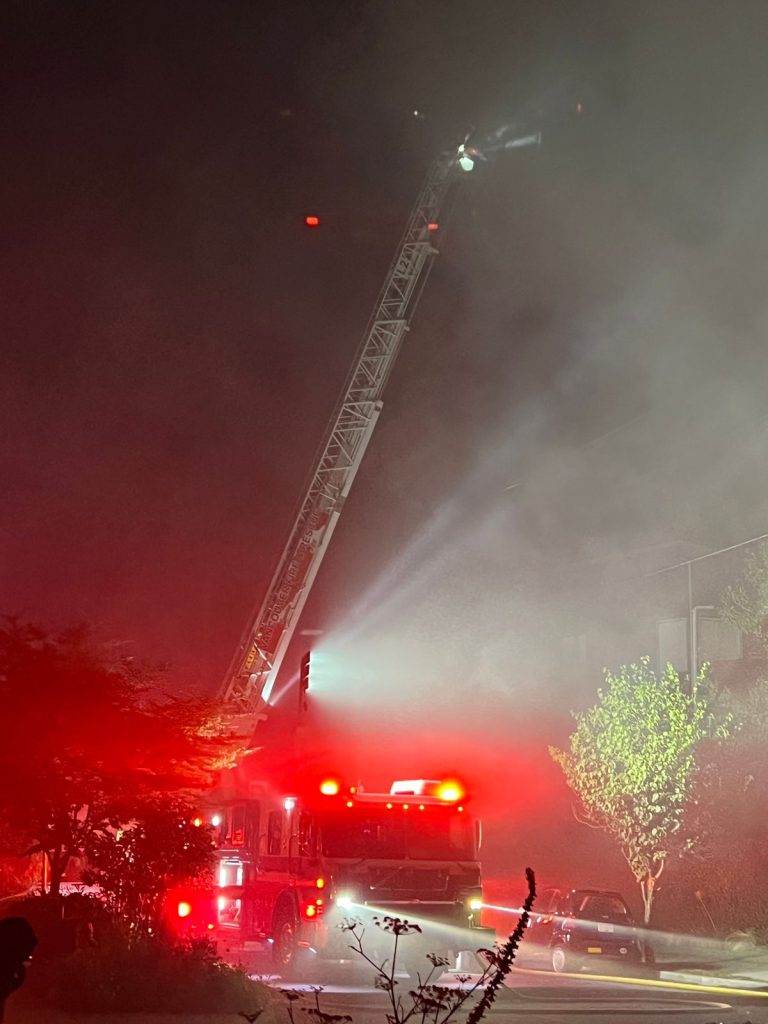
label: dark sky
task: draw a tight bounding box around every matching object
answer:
[3,0,768,705]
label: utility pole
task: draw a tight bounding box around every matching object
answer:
[690,604,714,704]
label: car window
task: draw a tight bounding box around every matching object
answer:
[555,892,571,916]
[575,893,631,922]
[537,889,555,914]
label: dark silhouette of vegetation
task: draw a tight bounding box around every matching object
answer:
[680,679,768,940]
[721,542,768,648]
[0,916,37,1023]
[81,795,216,938]
[465,867,535,1024]
[25,919,267,1014]
[279,869,536,1024]
[0,619,245,897]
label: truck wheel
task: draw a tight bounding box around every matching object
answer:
[272,906,299,976]
[551,944,577,973]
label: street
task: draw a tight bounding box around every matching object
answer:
[6,946,768,1024]
[269,962,768,1024]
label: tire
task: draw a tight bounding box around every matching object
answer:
[272,904,300,976]
[551,944,578,974]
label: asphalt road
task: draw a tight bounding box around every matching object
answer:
[263,962,768,1024]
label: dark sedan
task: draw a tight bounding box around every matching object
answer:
[525,887,643,973]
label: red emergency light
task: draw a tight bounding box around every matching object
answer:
[389,778,466,801]
[436,781,464,803]
[302,897,324,920]
[305,215,320,227]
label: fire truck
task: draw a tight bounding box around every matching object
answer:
[200,131,539,971]
[209,775,490,974]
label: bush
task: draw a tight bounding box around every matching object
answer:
[31,931,271,1014]
[1,892,114,958]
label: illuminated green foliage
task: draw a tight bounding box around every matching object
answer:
[550,657,731,923]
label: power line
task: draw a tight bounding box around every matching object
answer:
[645,531,768,578]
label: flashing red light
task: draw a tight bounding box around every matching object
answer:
[346,800,354,808]
[192,816,203,828]
[436,781,464,803]
[177,901,192,918]
[320,779,340,796]
[315,877,326,889]
[302,899,324,920]
[305,215,320,227]
[428,222,439,231]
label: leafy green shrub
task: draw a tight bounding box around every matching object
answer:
[32,931,270,1014]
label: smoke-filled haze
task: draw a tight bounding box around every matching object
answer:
[3,0,768,896]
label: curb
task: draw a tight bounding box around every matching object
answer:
[659,969,768,991]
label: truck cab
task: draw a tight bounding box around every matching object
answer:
[211,777,490,974]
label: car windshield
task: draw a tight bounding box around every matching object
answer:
[320,806,475,860]
[574,893,632,923]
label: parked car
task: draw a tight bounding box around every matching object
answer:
[525,887,643,973]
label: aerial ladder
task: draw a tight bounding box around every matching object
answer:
[220,129,540,715]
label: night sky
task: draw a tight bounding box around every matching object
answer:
[4,0,768,713]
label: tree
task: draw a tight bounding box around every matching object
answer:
[550,658,731,924]
[681,679,768,938]
[0,619,244,896]
[0,825,41,899]
[720,541,768,648]
[82,795,216,936]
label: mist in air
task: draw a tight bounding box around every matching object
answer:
[294,7,768,886]
[4,1,768,894]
